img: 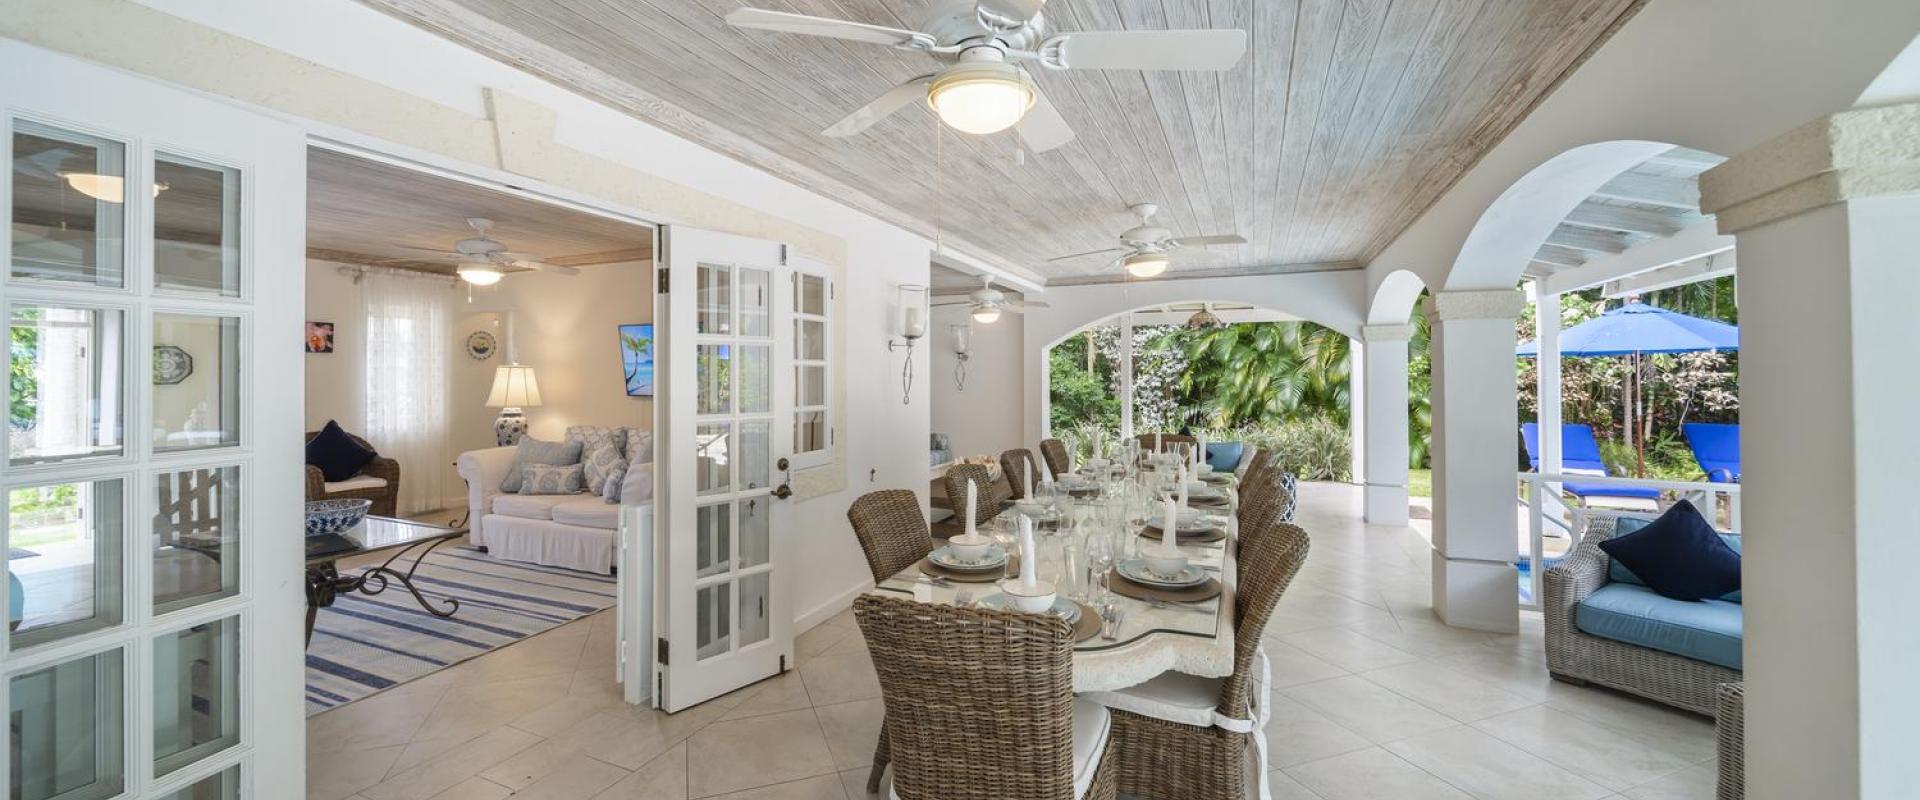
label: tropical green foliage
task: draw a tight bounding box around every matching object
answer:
[1170,323,1350,429]
[1230,418,1353,481]
[10,308,39,429]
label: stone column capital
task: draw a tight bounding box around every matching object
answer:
[1701,102,1920,234]
[1423,289,1526,323]
[1360,323,1413,343]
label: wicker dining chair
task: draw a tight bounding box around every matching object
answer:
[853,594,1119,800]
[1091,519,1311,800]
[1001,448,1043,500]
[1135,433,1197,453]
[847,490,934,584]
[1039,438,1072,478]
[942,463,1007,530]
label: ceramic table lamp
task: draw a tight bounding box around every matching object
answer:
[486,363,543,445]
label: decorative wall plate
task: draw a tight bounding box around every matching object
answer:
[153,345,193,385]
[466,331,498,360]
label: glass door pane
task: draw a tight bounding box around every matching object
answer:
[153,616,239,776]
[153,153,241,297]
[7,303,126,465]
[7,648,126,800]
[158,766,239,800]
[7,478,125,649]
[152,466,240,613]
[9,120,126,288]
[151,314,240,452]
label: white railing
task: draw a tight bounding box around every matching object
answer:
[1517,472,1742,610]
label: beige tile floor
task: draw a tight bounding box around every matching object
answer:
[307,483,1717,800]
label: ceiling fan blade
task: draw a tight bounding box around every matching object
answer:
[1015,84,1075,153]
[725,8,931,49]
[1012,299,1052,309]
[1052,29,1249,71]
[823,76,934,137]
[391,244,459,255]
[1173,245,1225,263]
[516,261,581,276]
[1047,246,1126,262]
[931,298,975,307]
[976,0,1046,27]
[1168,233,1247,247]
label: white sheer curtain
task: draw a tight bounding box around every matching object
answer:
[362,270,453,515]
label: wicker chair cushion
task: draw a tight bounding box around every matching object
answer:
[322,475,388,493]
[1610,518,1744,603]
[1084,672,1220,728]
[307,420,376,482]
[887,699,1110,800]
[1598,500,1740,601]
[1577,584,1744,669]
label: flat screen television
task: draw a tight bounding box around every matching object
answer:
[619,324,654,397]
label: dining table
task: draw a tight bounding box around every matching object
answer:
[868,489,1237,693]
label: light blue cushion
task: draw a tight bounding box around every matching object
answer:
[1205,442,1243,473]
[1576,583,1743,670]
[1607,518,1743,603]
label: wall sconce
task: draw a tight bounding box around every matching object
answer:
[950,323,971,391]
[887,284,928,404]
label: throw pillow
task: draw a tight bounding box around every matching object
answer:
[307,420,376,482]
[519,463,586,495]
[1608,516,1744,602]
[1204,442,1244,473]
[603,465,627,504]
[1596,500,1740,601]
[567,426,628,496]
[499,436,583,494]
[624,427,654,465]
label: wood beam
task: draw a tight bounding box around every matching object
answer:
[545,247,652,267]
[1532,244,1588,268]
[1545,225,1634,255]
[1590,173,1701,210]
[1603,252,1736,297]
[1561,202,1685,236]
[1539,220,1733,296]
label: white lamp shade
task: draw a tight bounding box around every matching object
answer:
[486,364,543,407]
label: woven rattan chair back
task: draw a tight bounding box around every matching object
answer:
[1237,458,1292,531]
[847,490,933,584]
[1039,438,1071,478]
[1001,448,1042,500]
[854,594,1081,800]
[1135,433,1197,453]
[942,463,1002,528]
[1217,520,1310,719]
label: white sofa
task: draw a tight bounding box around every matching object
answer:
[457,446,625,574]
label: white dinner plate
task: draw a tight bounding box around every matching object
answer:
[929,544,1008,572]
[1117,558,1211,588]
[978,593,1081,623]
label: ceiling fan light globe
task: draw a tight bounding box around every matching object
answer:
[1123,252,1170,278]
[457,263,505,286]
[57,172,167,203]
[970,306,1002,324]
[928,64,1034,135]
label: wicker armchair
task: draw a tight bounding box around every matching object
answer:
[1716,682,1744,799]
[853,594,1118,800]
[304,429,400,518]
[847,490,933,584]
[1039,438,1072,478]
[1000,448,1043,501]
[1094,519,1311,800]
[1542,516,1742,715]
[941,464,1008,532]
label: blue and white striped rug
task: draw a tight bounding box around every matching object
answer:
[304,546,616,715]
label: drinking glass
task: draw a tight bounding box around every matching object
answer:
[1084,526,1115,604]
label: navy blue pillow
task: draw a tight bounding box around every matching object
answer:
[1597,500,1740,601]
[306,420,377,483]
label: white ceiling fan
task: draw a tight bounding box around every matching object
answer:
[1047,203,1246,278]
[396,217,581,285]
[724,1,1248,153]
[932,276,1050,323]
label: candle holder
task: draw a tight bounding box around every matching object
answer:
[950,323,971,391]
[888,284,928,404]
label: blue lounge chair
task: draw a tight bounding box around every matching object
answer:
[1683,423,1741,483]
[1521,423,1661,507]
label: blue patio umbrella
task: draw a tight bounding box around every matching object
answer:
[1516,300,1738,475]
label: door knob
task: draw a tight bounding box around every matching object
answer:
[773,484,793,500]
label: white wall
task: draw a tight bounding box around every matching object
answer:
[929,304,1025,462]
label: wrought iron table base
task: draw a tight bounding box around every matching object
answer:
[305,536,461,647]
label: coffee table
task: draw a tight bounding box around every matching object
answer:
[304,516,463,648]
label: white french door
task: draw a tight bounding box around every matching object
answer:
[653,226,795,712]
[0,42,306,799]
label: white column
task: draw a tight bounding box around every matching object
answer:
[1698,102,1920,800]
[1359,324,1412,526]
[1534,288,1563,483]
[1426,289,1526,633]
[1118,312,1135,438]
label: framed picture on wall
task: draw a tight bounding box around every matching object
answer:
[306,321,334,353]
[619,323,653,397]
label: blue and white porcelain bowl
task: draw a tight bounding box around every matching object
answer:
[305,499,372,536]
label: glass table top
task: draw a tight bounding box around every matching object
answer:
[304,516,461,564]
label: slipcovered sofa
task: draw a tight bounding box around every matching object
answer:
[456,428,652,575]
[1544,514,1743,715]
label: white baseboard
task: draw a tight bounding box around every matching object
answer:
[795,579,871,633]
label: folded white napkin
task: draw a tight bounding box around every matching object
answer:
[1176,463,1190,509]
[1018,514,1039,590]
[964,478,978,536]
[1162,497,1179,550]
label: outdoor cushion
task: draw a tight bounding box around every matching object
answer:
[492,494,574,521]
[306,420,376,482]
[1084,670,1221,728]
[1521,423,1660,500]
[1598,500,1740,601]
[1577,583,1744,670]
[1205,442,1243,473]
[550,497,621,530]
[1609,517,1743,603]
[322,475,387,493]
[499,436,583,494]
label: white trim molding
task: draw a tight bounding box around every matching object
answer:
[1425,289,1527,322]
[1700,102,1920,234]
[1360,323,1413,343]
